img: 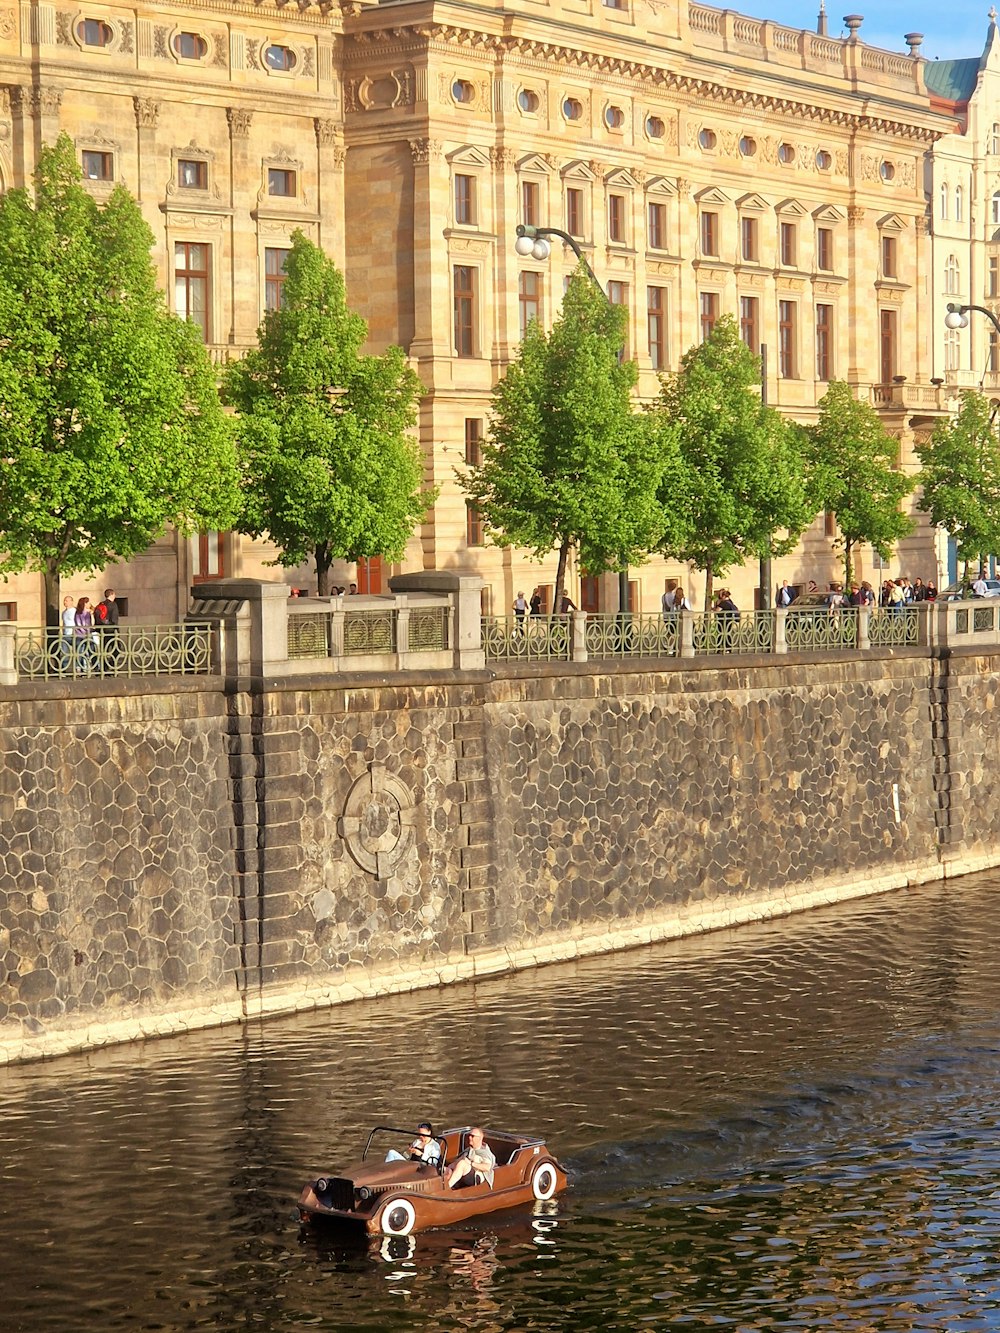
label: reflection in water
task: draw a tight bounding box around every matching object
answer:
[4,875,1000,1328]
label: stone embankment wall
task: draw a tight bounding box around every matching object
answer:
[2,647,999,1063]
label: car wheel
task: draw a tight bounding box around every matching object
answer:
[531,1161,559,1201]
[380,1198,416,1236]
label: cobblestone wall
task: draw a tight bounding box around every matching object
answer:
[2,650,999,1063]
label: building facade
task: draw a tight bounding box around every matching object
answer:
[0,0,976,623]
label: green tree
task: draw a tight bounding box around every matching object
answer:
[0,136,238,626]
[225,233,429,595]
[652,317,816,610]
[805,379,914,588]
[916,390,1000,587]
[463,266,675,612]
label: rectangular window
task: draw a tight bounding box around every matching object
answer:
[700,210,718,257]
[175,241,210,341]
[264,247,290,312]
[566,188,583,238]
[190,531,224,581]
[608,193,626,243]
[740,216,758,263]
[739,296,759,352]
[453,265,476,357]
[178,158,207,190]
[880,308,897,383]
[521,180,539,227]
[268,168,296,198]
[778,299,796,378]
[464,418,483,466]
[647,201,666,251]
[990,330,1000,375]
[700,291,719,342]
[466,501,483,546]
[82,150,113,181]
[0,602,16,621]
[455,173,476,225]
[990,255,1000,298]
[945,327,961,372]
[580,576,601,613]
[817,227,833,271]
[519,271,541,338]
[881,234,897,279]
[356,556,382,595]
[608,280,629,356]
[780,221,796,267]
[816,303,833,381]
[824,510,837,539]
[648,286,666,371]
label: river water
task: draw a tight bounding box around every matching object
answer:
[4,874,1000,1331]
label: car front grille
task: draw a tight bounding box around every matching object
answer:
[322,1177,355,1212]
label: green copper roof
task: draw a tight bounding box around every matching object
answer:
[924,57,982,103]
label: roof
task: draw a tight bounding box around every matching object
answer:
[924,57,983,104]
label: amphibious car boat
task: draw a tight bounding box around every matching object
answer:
[298,1124,567,1236]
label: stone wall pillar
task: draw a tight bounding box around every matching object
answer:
[389,570,486,669]
[408,138,449,364]
[133,96,159,207]
[226,107,256,346]
[0,623,15,684]
[314,118,345,267]
[11,85,61,182]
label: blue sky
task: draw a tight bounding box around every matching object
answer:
[733,0,993,62]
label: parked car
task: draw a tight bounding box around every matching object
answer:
[938,579,1000,601]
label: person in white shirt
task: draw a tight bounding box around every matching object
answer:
[973,572,989,597]
[385,1122,441,1165]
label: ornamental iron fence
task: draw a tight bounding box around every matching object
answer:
[14,623,216,680]
[584,613,680,659]
[692,610,776,656]
[784,606,859,652]
[483,615,571,662]
[868,607,919,646]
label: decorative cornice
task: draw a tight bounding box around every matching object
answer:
[344,23,946,144]
[409,137,441,165]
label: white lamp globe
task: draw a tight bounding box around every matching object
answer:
[531,238,551,260]
[944,309,969,330]
[514,235,535,256]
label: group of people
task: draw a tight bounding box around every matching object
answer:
[60,589,119,673]
[780,577,940,610]
[386,1123,497,1189]
[512,588,576,627]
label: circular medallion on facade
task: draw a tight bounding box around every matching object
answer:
[337,764,416,879]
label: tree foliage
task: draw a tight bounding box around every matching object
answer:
[462,266,676,610]
[0,136,238,624]
[225,232,430,595]
[916,390,1000,582]
[652,316,817,609]
[805,380,914,587]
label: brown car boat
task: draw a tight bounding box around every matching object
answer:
[298,1124,568,1236]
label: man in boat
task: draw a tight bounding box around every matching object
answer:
[444,1126,496,1189]
[385,1122,441,1165]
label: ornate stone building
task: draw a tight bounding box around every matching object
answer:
[0,0,970,622]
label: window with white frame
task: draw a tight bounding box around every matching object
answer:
[993,191,1000,225]
[945,254,960,296]
[940,183,949,220]
[945,326,961,371]
[955,185,964,223]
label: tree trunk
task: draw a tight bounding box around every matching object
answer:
[844,539,853,590]
[554,539,571,616]
[759,554,771,613]
[43,558,60,630]
[703,558,714,613]
[315,543,332,597]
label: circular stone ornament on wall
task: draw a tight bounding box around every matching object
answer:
[337,764,416,879]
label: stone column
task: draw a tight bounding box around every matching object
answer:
[11,85,61,182]
[314,118,345,268]
[132,96,159,207]
[491,144,517,363]
[675,177,695,354]
[0,623,15,684]
[846,204,866,384]
[226,106,255,346]
[408,138,450,365]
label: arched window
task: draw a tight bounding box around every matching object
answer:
[955,185,964,222]
[945,254,960,295]
[992,191,1000,225]
[940,183,949,220]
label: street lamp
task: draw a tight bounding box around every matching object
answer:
[945,301,1000,338]
[513,223,629,615]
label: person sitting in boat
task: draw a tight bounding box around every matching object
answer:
[444,1126,496,1189]
[385,1122,441,1165]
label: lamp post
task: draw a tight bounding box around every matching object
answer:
[513,223,630,616]
[944,302,1000,583]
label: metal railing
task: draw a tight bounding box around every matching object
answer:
[869,607,919,646]
[483,615,571,662]
[14,623,216,680]
[408,606,449,652]
[784,606,860,652]
[344,609,396,655]
[584,613,680,660]
[692,610,776,656]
